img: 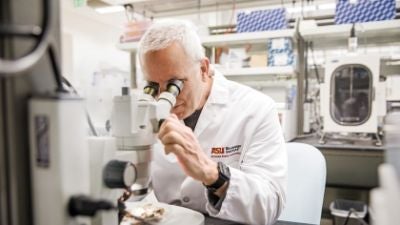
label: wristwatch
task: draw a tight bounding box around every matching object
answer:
[204,162,231,192]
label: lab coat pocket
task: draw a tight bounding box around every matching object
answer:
[221,153,240,169]
[180,177,208,213]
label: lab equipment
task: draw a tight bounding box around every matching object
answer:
[329,199,367,225]
[30,78,184,225]
[85,67,130,134]
[29,95,92,225]
[319,54,386,145]
[370,164,400,225]
[110,80,182,192]
[92,80,187,224]
[17,0,123,223]
[369,110,400,225]
[88,137,121,225]
[348,24,358,52]
[385,75,400,102]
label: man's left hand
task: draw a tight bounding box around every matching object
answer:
[158,114,218,186]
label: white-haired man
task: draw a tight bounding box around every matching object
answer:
[138,20,287,225]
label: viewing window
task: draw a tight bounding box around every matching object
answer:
[330,64,372,126]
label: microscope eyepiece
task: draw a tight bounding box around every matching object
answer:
[143,82,159,97]
[166,79,183,97]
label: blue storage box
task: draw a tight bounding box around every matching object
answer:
[335,0,396,24]
[237,8,288,32]
[267,38,295,67]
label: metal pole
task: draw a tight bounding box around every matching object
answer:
[131,52,137,89]
[295,19,305,136]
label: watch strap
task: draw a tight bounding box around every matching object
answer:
[204,162,230,192]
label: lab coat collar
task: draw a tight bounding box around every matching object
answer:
[194,69,229,137]
[207,69,229,105]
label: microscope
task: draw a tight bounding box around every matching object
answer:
[86,80,183,224]
[108,79,183,206]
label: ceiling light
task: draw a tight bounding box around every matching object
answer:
[318,3,336,10]
[287,5,316,13]
[95,5,125,14]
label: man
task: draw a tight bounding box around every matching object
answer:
[138,20,287,225]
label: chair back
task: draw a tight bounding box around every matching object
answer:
[278,142,326,225]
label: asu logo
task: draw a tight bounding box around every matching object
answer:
[211,147,225,155]
[211,145,242,158]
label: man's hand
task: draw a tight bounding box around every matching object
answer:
[158,114,218,186]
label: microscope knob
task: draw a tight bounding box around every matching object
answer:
[103,160,136,189]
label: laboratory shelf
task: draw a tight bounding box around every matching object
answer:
[218,66,297,77]
[201,29,297,47]
[117,28,297,52]
[117,41,140,52]
[301,20,400,48]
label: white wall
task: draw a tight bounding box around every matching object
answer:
[61,6,129,87]
[61,3,130,129]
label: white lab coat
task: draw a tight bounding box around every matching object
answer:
[151,71,287,225]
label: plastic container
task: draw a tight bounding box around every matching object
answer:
[330,199,367,225]
[121,20,152,43]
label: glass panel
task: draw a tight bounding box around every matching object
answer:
[331,64,372,125]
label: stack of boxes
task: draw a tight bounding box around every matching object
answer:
[236,8,295,67]
[236,8,288,32]
[235,8,297,140]
[335,0,396,24]
[267,38,295,67]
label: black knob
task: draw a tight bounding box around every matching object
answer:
[121,87,130,96]
[103,160,136,189]
[68,195,115,217]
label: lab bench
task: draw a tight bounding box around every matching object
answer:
[292,136,384,219]
[205,216,315,225]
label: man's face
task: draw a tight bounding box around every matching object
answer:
[142,42,208,120]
